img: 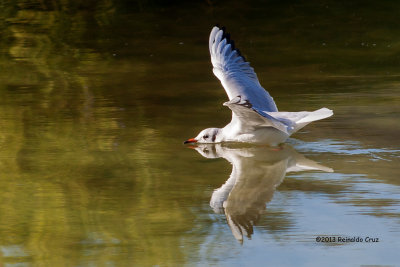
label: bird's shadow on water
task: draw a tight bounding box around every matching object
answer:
[186,142,333,244]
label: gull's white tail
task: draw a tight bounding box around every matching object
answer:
[267,108,333,135]
[294,108,333,132]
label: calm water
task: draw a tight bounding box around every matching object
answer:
[0,1,399,266]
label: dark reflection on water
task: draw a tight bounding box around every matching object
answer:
[1,0,400,266]
[192,143,332,243]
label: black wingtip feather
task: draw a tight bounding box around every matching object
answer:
[215,25,247,62]
[230,40,236,51]
[222,28,231,44]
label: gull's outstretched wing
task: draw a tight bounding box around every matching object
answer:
[209,26,278,112]
[223,96,292,134]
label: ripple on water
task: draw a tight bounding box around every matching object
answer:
[290,138,400,161]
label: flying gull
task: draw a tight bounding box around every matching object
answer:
[184,26,333,146]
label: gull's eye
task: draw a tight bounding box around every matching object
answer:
[203,135,209,139]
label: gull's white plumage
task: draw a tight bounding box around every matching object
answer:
[184,26,333,146]
[209,26,278,112]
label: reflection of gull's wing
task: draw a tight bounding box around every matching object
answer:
[209,26,278,112]
[209,167,237,214]
[194,144,251,213]
[192,144,333,243]
[222,149,287,244]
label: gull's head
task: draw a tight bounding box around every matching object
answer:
[184,128,221,144]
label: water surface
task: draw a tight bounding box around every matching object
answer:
[0,1,399,266]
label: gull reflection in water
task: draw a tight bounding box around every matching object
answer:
[192,143,333,243]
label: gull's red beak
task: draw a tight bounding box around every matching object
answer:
[183,138,197,144]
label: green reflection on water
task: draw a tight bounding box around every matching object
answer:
[0,0,400,266]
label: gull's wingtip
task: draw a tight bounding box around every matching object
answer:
[212,24,224,31]
[209,25,244,62]
[211,24,225,34]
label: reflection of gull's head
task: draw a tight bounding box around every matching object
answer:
[191,143,221,158]
[191,143,333,243]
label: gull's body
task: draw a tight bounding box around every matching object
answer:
[185,26,333,146]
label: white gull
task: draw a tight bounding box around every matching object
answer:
[184,26,333,146]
